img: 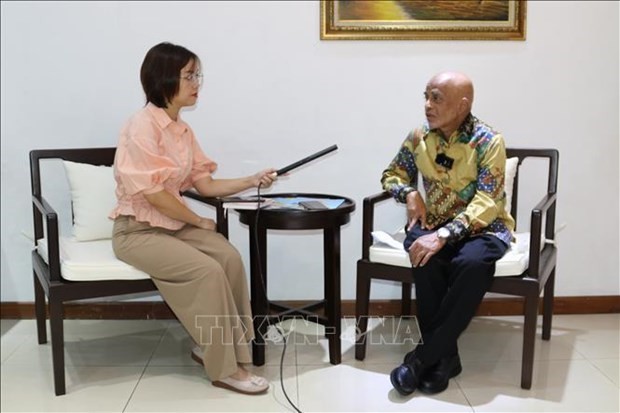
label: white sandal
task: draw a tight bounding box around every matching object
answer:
[193,345,268,395]
[212,374,269,395]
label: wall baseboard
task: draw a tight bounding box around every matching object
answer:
[1,296,618,319]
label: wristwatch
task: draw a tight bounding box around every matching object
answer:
[437,227,451,241]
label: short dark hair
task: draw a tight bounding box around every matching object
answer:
[140,42,200,108]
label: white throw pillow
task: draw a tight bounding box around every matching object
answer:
[504,157,519,214]
[63,161,116,241]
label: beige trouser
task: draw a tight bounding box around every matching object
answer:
[112,215,254,381]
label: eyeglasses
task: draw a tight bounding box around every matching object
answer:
[181,72,203,85]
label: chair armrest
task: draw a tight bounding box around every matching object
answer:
[361,191,393,259]
[181,190,229,239]
[527,192,558,279]
[32,194,61,281]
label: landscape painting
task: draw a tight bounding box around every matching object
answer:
[320,0,526,40]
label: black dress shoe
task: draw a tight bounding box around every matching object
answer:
[403,348,417,365]
[403,340,423,364]
[418,354,462,394]
[390,356,426,396]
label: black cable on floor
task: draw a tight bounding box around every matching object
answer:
[254,184,302,413]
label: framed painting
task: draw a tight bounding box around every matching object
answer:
[320,0,526,40]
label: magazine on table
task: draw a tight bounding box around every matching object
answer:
[220,197,273,210]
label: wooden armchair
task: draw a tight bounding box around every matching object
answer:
[30,147,227,395]
[354,148,559,389]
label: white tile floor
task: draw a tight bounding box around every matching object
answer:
[1,314,618,412]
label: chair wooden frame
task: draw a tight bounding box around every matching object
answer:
[354,148,559,389]
[30,147,228,396]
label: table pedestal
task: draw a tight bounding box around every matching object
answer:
[237,193,355,366]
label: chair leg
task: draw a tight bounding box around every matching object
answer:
[542,269,555,341]
[33,272,47,344]
[49,298,66,396]
[401,283,412,317]
[521,292,539,390]
[355,263,372,361]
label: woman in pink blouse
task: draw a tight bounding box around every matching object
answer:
[110,42,276,395]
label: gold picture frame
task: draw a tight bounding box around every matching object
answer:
[320,0,526,41]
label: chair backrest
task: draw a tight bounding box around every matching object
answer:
[505,148,559,234]
[30,145,231,242]
[360,147,559,260]
[30,147,115,196]
[29,147,116,245]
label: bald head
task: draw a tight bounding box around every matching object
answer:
[429,72,474,108]
[424,72,475,138]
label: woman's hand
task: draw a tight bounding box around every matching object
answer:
[252,168,278,188]
[144,190,217,230]
[196,217,216,231]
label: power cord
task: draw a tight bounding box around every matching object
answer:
[254,183,302,413]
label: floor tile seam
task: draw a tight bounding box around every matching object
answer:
[277,331,301,412]
[453,377,476,413]
[294,353,302,412]
[260,363,298,368]
[559,342,592,361]
[526,358,620,372]
[0,328,36,339]
[60,320,172,340]
[136,320,197,369]
[460,357,528,363]
[0,335,29,364]
[293,342,338,412]
[294,361,309,413]
[579,351,620,360]
[60,335,167,344]
[328,360,400,367]
[582,358,620,387]
[123,328,168,412]
[293,341,301,409]
[294,362,355,367]
[46,362,154,368]
[121,365,148,413]
[460,355,586,364]
[121,362,204,368]
[0,362,154,374]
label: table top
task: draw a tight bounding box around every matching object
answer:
[237,193,356,230]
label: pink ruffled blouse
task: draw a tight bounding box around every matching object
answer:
[109,103,217,230]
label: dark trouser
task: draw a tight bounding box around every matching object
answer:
[404,224,508,367]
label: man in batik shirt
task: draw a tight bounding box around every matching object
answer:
[384,72,515,396]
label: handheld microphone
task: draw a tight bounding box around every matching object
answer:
[276,144,338,176]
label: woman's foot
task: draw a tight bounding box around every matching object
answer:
[212,367,269,395]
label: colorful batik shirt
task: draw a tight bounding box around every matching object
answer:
[381,114,515,245]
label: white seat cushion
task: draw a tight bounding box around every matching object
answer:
[369,229,531,277]
[36,236,150,281]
